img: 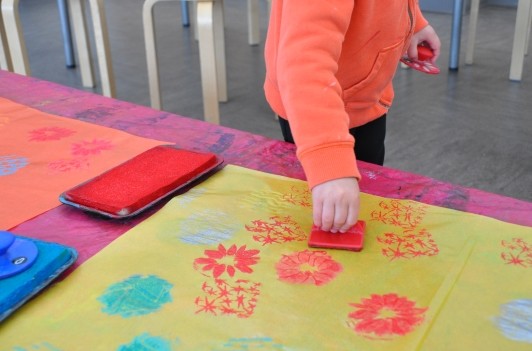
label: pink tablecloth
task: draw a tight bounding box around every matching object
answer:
[1,71,530,271]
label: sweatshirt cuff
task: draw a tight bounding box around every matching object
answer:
[298,143,361,189]
[414,6,429,33]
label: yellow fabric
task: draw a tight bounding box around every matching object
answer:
[1,165,531,350]
[0,97,165,230]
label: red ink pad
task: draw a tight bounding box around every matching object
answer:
[59,145,223,218]
[400,44,440,75]
[308,221,366,252]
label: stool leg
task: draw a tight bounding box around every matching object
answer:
[2,0,30,75]
[525,1,532,55]
[143,0,162,110]
[213,0,227,102]
[247,0,259,45]
[191,1,198,41]
[180,0,189,27]
[465,0,480,65]
[510,0,532,81]
[69,0,95,87]
[197,1,220,124]
[88,0,116,97]
[57,0,76,68]
[0,10,13,71]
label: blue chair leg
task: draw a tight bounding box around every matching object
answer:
[181,1,190,27]
[449,0,464,71]
[57,0,76,68]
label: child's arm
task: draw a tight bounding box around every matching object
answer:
[312,177,360,233]
[410,1,441,63]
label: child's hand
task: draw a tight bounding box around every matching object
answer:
[311,177,360,234]
[408,25,441,63]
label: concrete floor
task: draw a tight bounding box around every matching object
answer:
[16,0,532,202]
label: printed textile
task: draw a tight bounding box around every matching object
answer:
[1,165,531,350]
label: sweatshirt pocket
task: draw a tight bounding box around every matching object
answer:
[342,39,405,109]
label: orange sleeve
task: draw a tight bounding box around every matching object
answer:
[276,1,360,189]
[414,1,430,32]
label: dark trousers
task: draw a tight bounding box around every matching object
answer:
[278,114,386,165]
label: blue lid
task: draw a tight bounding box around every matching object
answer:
[0,231,39,279]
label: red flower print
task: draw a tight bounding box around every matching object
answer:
[347,293,427,339]
[276,250,342,286]
[245,215,307,245]
[371,200,427,229]
[195,279,261,318]
[193,244,260,279]
[48,158,90,173]
[282,185,311,207]
[71,139,114,156]
[501,238,531,268]
[28,126,76,141]
[377,228,439,261]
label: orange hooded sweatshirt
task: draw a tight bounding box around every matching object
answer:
[264,0,429,189]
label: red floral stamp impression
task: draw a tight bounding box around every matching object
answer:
[245,215,307,245]
[347,293,427,339]
[195,279,261,318]
[276,249,342,286]
[71,139,114,156]
[282,185,311,207]
[371,200,427,230]
[193,244,260,279]
[501,238,531,268]
[47,157,90,173]
[28,126,76,141]
[377,228,439,260]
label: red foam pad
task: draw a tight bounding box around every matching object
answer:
[400,44,440,75]
[308,220,366,252]
[62,145,220,216]
[417,45,434,61]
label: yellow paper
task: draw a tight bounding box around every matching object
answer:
[1,165,531,350]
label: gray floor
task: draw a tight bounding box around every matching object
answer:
[16,0,532,202]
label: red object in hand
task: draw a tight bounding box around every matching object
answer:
[417,45,434,61]
[400,43,440,74]
[60,145,222,218]
[308,220,366,251]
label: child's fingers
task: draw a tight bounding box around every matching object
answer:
[339,203,359,233]
[319,202,336,232]
[331,203,349,233]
